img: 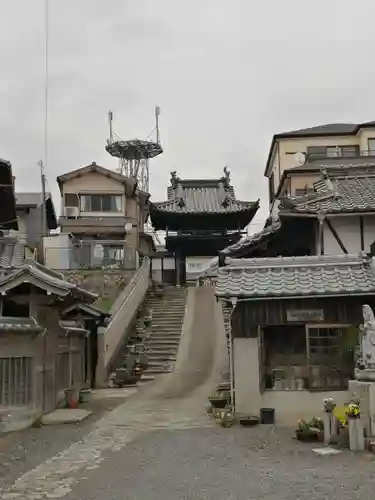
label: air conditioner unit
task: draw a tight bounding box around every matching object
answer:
[64,206,79,218]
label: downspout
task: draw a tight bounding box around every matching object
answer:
[317,211,325,255]
[229,297,237,413]
[42,327,47,412]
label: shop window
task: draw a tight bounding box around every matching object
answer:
[307,326,356,391]
[260,324,356,392]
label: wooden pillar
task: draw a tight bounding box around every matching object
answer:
[175,251,181,287]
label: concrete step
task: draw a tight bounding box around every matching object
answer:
[146,346,178,353]
[147,339,180,345]
[149,330,182,335]
[148,333,181,344]
[148,355,177,362]
[145,367,175,375]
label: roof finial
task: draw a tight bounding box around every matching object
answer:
[170,170,179,189]
[223,166,230,181]
[222,166,230,189]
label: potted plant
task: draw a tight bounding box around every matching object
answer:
[216,407,235,428]
[79,384,92,403]
[295,419,319,442]
[239,414,260,427]
[208,395,228,409]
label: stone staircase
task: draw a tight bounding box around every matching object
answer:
[140,286,188,381]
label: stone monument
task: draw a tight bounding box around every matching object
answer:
[348,304,375,442]
[355,304,375,382]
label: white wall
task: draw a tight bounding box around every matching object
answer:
[186,256,215,280]
[323,215,375,255]
[43,234,72,270]
[233,338,349,425]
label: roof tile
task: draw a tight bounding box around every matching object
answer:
[216,254,375,299]
[282,174,375,214]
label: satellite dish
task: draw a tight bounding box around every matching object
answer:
[294,152,306,166]
[125,223,132,232]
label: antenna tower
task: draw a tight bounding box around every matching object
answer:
[105,107,162,193]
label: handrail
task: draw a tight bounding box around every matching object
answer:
[110,258,149,316]
[104,257,150,370]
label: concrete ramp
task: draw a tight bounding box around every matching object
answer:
[155,286,228,400]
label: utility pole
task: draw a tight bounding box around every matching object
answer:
[39,160,47,262]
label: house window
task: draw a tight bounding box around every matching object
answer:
[368,138,375,155]
[307,145,359,160]
[64,193,79,207]
[260,324,355,392]
[92,243,125,268]
[2,297,30,317]
[80,194,122,213]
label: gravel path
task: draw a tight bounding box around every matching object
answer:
[63,425,375,500]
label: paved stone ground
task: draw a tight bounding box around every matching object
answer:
[2,288,375,499]
[0,389,137,492]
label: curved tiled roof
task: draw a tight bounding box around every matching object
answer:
[152,171,259,215]
[281,174,375,214]
[221,221,282,256]
[216,253,375,299]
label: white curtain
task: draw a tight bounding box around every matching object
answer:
[115,196,122,212]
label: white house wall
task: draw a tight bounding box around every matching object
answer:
[322,215,375,255]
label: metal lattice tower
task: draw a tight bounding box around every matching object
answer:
[105,108,163,193]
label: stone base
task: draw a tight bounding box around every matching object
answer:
[348,380,375,437]
[0,407,39,434]
[349,418,365,451]
[42,409,92,425]
[355,368,375,382]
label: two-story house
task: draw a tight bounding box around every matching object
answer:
[46,162,151,272]
[217,122,375,261]
[12,192,57,258]
[265,121,375,215]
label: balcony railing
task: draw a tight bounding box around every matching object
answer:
[306,150,375,163]
[43,244,137,271]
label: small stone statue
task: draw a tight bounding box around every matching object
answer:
[170,170,180,188]
[355,304,375,381]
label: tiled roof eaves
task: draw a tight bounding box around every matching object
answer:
[151,200,259,214]
[215,253,375,299]
[221,221,282,255]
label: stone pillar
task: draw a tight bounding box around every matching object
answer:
[349,418,365,451]
[323,413,338,445]
[95,326,107,388]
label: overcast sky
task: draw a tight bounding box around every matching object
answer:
[1,0,375,230]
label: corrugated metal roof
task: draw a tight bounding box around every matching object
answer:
[283,174,375,214]
[216,253,375,299]
[221,221,282,256]
[16,192,51,207]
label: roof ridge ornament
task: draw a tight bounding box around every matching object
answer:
[170,171,180,189]
[222,166,230,189]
